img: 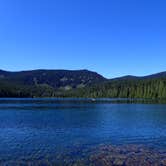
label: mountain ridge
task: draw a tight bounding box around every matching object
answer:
[0,69,106,89]
[0,69,166,80]
[111,71,166,80]
[0,69,165,98]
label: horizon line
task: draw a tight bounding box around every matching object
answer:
[0,68,165,79]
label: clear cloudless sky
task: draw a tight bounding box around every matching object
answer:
[0,0,166,78]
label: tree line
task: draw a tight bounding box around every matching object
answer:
[0,78,166,99]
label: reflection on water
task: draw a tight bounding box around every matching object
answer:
[0,98,165,165]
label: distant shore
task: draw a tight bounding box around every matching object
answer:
[0,97,166,104]
[0,69,165,99]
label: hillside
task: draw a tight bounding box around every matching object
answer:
[0,69,165,99]
[111,71,166,81]
[0,69,106,97]
[0,69,106,89]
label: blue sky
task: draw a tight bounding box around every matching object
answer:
[0,0,166,78]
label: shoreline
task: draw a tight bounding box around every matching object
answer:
[1,144,166,165]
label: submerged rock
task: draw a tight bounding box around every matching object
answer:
[87,144,166,166]
[0,144,165,166]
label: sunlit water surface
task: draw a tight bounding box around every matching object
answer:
[0,98,165,164]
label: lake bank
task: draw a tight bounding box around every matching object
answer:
[1,144,165,165]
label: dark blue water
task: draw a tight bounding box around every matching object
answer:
[0,98,165,163]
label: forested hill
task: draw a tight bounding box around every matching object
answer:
[74,76,166,99]
[0,69,165,99]
[0,69,106,97]
[111,71,166,81]
[0,69,106,88]
[74,71,166,99]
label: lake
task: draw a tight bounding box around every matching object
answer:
[0,98,165,165]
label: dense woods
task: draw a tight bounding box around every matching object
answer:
[71,78,166,99]
[0,69,165,99]
[0,78,165,99]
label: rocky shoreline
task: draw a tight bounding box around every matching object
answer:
[1,144,166,165]
[87,144,166,166]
